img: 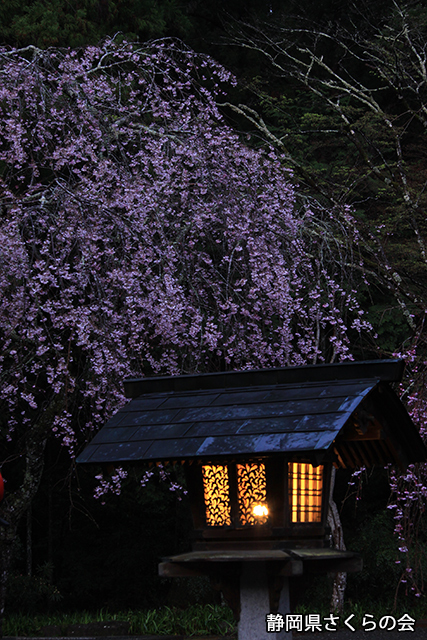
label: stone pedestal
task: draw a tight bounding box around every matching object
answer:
[276,577,291,640]
[159,548,362,640]
[238,563,292,640]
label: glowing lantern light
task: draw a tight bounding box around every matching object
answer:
[252,504,268,517]
[201,461,270,528]
[289,462,323,523]
[77,358,426,551]
[197,459,325,535]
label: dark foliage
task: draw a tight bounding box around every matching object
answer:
[6,442,194,613]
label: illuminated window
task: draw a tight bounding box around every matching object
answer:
[202,464,232,526]
[289,462,323,523]
[236,462,268,525]
[201,462,268,527]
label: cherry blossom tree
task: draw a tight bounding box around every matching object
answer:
[0,38,369,630]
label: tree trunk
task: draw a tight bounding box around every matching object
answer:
[26,505,32,578]
[328,467,347,614]
[0,524,16,639]
[0,397,62,637]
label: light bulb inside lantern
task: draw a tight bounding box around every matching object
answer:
[252,504,268,518]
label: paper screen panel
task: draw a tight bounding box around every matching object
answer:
[289,462,323,523]
[202,464,232,526]
[236,462,268,526]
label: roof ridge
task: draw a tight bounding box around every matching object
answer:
[123,360,404,398]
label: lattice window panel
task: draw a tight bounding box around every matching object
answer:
[289,462,323,523]
[236,462,268,526]
[202,464,232,527]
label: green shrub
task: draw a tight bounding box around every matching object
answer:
[5,563,62,614]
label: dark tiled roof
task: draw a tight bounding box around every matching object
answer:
[77,360,427,466]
